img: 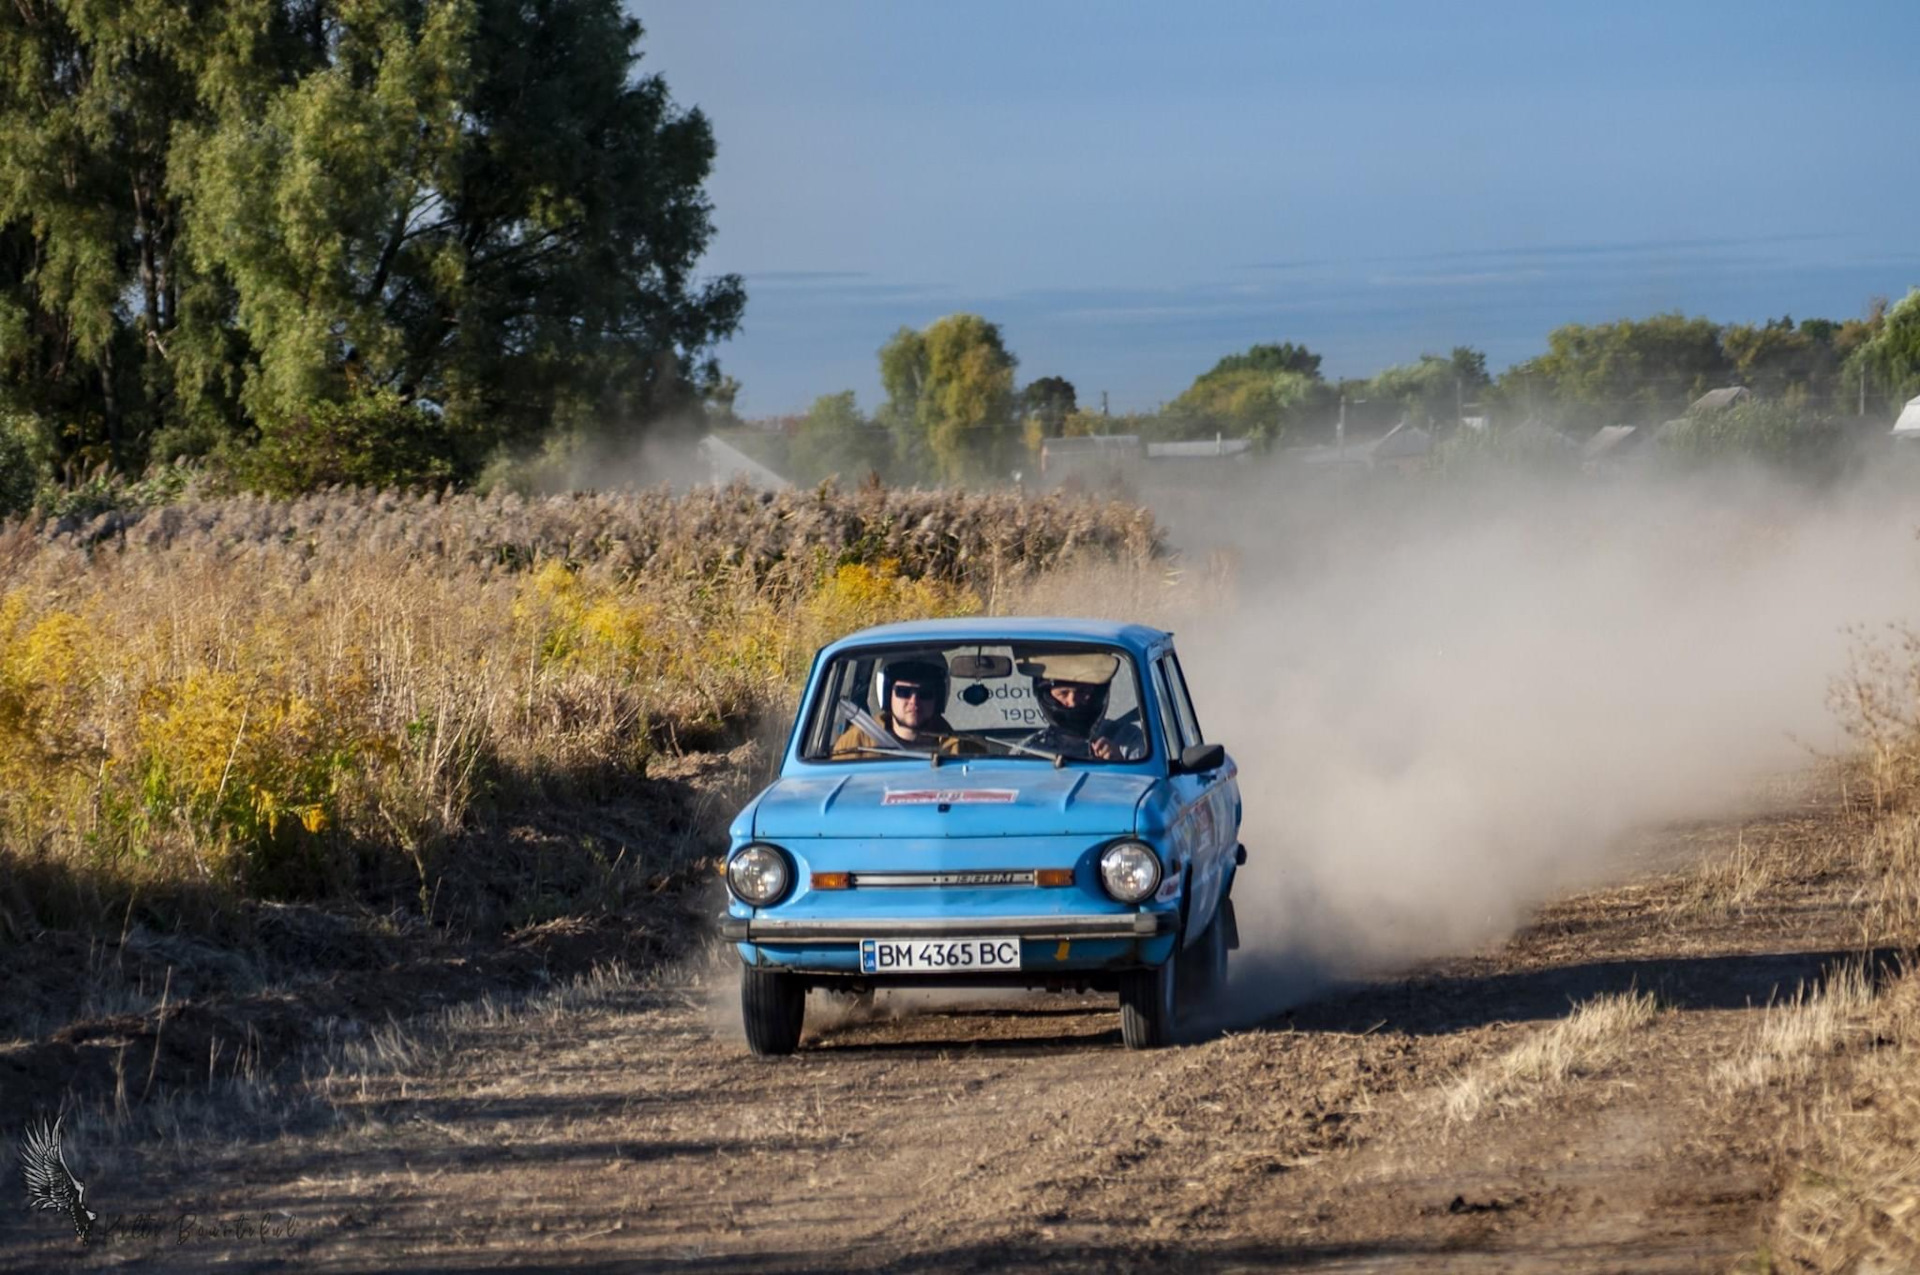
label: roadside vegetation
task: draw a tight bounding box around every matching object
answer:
[1441,989,1662,1125]
[1724,627,1920,1271]
[0,481,1157,947]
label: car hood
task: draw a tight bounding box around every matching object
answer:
[750,766,1156,840]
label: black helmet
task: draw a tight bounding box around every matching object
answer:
[1023,651,1118,737]
[880,656,948,712]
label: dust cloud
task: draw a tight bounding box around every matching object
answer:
[1165,465,1920,1007]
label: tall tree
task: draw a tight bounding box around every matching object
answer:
[1164,341,1327,443]
[1499,313,1731,429]
[1721,316,1840,405]
[0,0,742,483]
[790,390,889,484]
[876,325,928,477]
[1020,375,1076,436]
[1200,341,1322,381]
[1363,348,1489,427]
[877,315,1017,483]
[1851,288,1920,407]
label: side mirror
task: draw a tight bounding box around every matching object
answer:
[1177,743,1225,775]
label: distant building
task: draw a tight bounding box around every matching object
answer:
[1282,441,1370,469]
[1892,395,1920,440]
[1144,437,1255,460]
[1368,421,1433,471]
[1582,424,1647,473]
[1039,434,1142,484]
[1689,386,1753,413]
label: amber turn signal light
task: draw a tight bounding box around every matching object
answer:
[810,872,851,890]
[1035,869,1074,888]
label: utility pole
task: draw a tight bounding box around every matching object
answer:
[1100,391,1109,417]
[1337,394,1346,459]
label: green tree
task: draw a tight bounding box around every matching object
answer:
[0,411,49,517]
[876,326,929,477]
[1166,368,1315,442]
[790,391,889,484]
[1365,348,1490,426]
[0,0,742,487]
[1164,341,1327,443]
[1660,398,1844,478]
[1498,313,1731,430]
[1851,288,1920,406]
[1020,376,1077,436]
[179,0,743,474]
[877,315,1017,483]
[1200,341,1322,381]
[1721,316,1840,405]
[0,0,255,470]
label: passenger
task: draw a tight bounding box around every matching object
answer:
[1020,651,1148,761]
[831,658,975,758]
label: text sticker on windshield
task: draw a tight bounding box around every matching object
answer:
[881,789,1019,806]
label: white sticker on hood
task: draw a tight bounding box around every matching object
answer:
[881,788,1019,806]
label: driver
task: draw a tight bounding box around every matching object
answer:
[831,657,975,758]
[1020,651,1148,761]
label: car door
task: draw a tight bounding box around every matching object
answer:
[1153,650,1236,942]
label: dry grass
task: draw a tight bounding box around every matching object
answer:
[0,483,1165,940]
[1712,962,1876,1096]
[1741,627,1920,1269]
[1830,623,1920,813]
[1677,832,1779,919]
[1441,989,1660,1125]
[1857,812,1920,950]
[1761,965,1920,1273]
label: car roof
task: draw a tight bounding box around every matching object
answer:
[820,616,1172,660]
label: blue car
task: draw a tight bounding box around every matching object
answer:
[720,617,1243,1054]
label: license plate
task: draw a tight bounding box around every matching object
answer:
[859,937,1023,973]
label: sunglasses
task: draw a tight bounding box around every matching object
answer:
[891,683,938,701]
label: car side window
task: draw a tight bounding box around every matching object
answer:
[1151,659,1188,755]
[1164,653,1204,746]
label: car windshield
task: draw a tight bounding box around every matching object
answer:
[800,641,1152,764]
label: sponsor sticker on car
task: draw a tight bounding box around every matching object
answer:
[880,788,1019,806]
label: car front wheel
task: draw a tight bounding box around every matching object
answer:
[1180,909,1230,1009]
[741,967,807,1056]
[1118,944,1180,1049]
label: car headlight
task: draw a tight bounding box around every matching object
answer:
[727,843,793,907]
[1098,840,1163,904]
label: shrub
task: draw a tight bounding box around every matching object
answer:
[241,389,463,496]
[0,412,49,519]
[1659,399,1845,477]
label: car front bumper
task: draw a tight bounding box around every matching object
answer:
[718,911,1174,942]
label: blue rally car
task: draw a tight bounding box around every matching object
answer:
[720,618,1243,1054]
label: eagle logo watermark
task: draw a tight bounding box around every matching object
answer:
[19,1114,96,1243]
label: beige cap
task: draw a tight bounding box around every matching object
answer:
[1018,651,1120,685]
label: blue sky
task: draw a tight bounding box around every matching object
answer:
[639,2,1920,416]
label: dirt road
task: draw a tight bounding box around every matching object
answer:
[1,780,1870,1272]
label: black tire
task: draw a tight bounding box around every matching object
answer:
[1118,943,1180,1049]
[741,967,806,1057]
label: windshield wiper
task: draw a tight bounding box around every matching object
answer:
[996,736,1067,767]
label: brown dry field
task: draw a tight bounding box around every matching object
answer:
[0,767,1889,1273]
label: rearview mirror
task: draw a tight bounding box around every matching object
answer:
[950,653,1013,679]
[1177,743,1225,775]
